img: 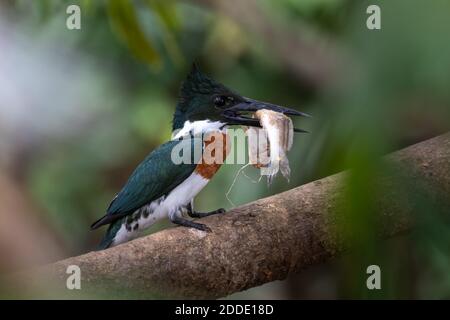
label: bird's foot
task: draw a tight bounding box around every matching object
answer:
[193,222,212,233]
[188,208,226,218]
[170,215,212,232]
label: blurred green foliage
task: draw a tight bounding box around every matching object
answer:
[3,0,450,299]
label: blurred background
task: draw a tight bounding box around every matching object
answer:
[0,0,450,299]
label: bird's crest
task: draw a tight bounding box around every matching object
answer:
[179,64,229,105]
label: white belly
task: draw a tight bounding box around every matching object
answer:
[112,172,209,246]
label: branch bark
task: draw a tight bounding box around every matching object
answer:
[4,133,450,299]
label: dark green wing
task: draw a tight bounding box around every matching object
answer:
[91,138,201,229]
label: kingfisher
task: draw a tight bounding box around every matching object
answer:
[91,64,309,249]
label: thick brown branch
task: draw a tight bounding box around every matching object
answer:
[4,133,450,299]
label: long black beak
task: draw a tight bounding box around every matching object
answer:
[223,98,311,133]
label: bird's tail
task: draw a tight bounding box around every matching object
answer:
[96,218,124,250]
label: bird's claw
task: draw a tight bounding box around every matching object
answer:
[197,223,212,233]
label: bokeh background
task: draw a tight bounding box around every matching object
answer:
[1,0,450,299]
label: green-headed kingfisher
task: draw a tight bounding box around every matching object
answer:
[91,65,309,249]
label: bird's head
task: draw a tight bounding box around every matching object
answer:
[172,64,310,133]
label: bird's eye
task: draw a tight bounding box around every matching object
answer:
[213,96,226,107]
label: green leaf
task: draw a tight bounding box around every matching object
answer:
[107,0,161,68]
[147,0,180,32]
[146,0,184,67]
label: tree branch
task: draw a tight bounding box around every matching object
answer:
[4,133,450,299]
